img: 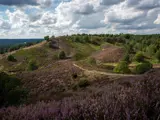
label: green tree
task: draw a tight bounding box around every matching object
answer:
[114,61,130,74]
[7,55,17,62]
[28,60,38,71]
[58,51,66,59]
[134,52,144,62]
[122,53,130,63]
[155,50,160,62]
[134,61,152,74]
[44,36,50,42]
[0,72,28,107]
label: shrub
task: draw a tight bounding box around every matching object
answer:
[44,36,50,42]
[87,57,96,65]
[73,52,84,61]
[0,72,27,107]
[58,51,66,59]
[155,50,160,62]
[28,60,38,71]
[134,61,152,74]
[7,55,17,62]
[114,61,130,74]
[72,73,78,79]
[122,53,130,63]
[78,78,90,88]
[133,52,144,62]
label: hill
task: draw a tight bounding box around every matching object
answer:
[0,34,160,119]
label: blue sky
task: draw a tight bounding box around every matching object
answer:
[0,0,160,38]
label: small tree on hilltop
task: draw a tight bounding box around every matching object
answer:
[44,36,50,42]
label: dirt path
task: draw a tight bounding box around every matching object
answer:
[0,41,46,60]
[73,63,137,77]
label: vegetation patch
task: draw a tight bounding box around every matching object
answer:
[114,61,131,74]
[134,61,153,74]
[0,72,28,107]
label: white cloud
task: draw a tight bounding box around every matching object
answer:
[0,0,160,38]
[154,14,160,24]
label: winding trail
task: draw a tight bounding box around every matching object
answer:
[73,63,137,77]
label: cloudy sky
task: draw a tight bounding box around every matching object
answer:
[0,0,160,38]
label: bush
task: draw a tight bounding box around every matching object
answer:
[58,51,66,59]
[28,60,38,71]
[7,55,17,62]
[0,72,27,107]
[155,50,160,62]
[114,61,131,74]
[134,52,144,62]
[134,61,152,74]
[44,36,50,42]
[73,52,84,61]
[122,53,130,63]
[87,57,96,65]
[78,78,90,88]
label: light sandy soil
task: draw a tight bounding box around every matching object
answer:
[73,63,137,77]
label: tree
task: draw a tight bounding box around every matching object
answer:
[114,61,131,74]
[155,50,160,62]
[134,52,144,62]
[7,55,17,62]
[28,60,38,71]
[58,51,66,59]
[134,61,152,74]
[0,72,28,107]
[44,36,50,42]
[122,53,130,63]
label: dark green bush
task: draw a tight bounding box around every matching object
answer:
[134,52,144,62]
[0,72,27,107]
[7,55,17,62]
[28,61,38,71]
[134,62,152,74]
[44,36,50,42]
[122,53,130,63]
[114,61,131,74]
[58,51,66,59]
[78,78,90,88]
[155,50,160,62]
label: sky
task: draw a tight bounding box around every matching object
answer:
[0,0,160,38]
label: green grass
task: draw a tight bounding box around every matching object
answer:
[0,43,59,73]
[67,40,106,60]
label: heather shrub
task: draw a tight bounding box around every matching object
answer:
[0,73,160,120]
[78,78,90,88]
[7,55,17,62]
[134,61,152,74]
[114,61,131,74]
[58,51,66,59]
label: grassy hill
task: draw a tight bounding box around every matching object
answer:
[0,34,160,120]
